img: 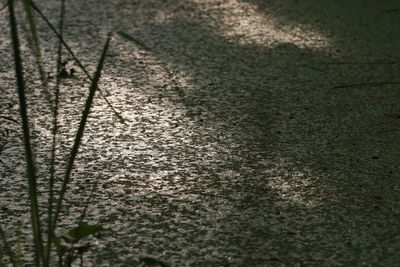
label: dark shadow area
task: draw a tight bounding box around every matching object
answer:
[242,0,400,58]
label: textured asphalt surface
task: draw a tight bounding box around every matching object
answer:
[1,0,400,266]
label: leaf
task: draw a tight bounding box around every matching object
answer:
[15,234,23,267]
[68,224,107,240]
[51,33,112,234]
[30,1,129,125]
[8,0,44,264]
[22,0,47,86]
[116,31,152,51]
[0,116,20,125]
[52,233,62,249]
[0,3,9,13]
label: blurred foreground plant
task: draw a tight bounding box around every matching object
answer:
[1,0,114,265]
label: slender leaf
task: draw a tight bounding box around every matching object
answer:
[15,234,22,267]
[77,177,99,226]
[49,234,61,252]
[0,2,8,13]
[44,0,66,264]
[0,116,20,125]
[116,31,152,51]
[30,0,128,125]
[7,0,43,265]
[51,33,112,235]
[22,0,46,86]
[68,224,107,240]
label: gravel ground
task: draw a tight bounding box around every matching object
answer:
[1,0,400,266]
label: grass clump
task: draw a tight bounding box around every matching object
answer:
[1,0,116,265]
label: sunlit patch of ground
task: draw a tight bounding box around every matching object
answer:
[1,0,400,266]
[192,0,331,50]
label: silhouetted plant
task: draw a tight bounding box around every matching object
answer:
[1,0,114,265]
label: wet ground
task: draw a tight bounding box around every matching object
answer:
[1,0,400,266]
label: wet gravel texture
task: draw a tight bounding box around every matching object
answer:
[1,0,400,266]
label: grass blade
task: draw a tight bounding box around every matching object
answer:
[44,0,66,264]
[116,31,152,52]
[77,176,99,226]
[51,32,112,236]
[15,234,22,267]
[30,0,129,125]
[0,116,21,125]
[8,0,44,266]
[0,3,8,13]
[22,0,46,86]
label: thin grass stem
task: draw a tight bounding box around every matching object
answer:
[0,2,8,13]
[331,81,400,89]
[44,0,66,264]
[22,0,47,87]
[8,0,43,265]
[30,0,128,125]
[77,178,99,226]
[116,31,152,51]
[15,234,22,267]
[51,33,112,239]
[21,0,54,115]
